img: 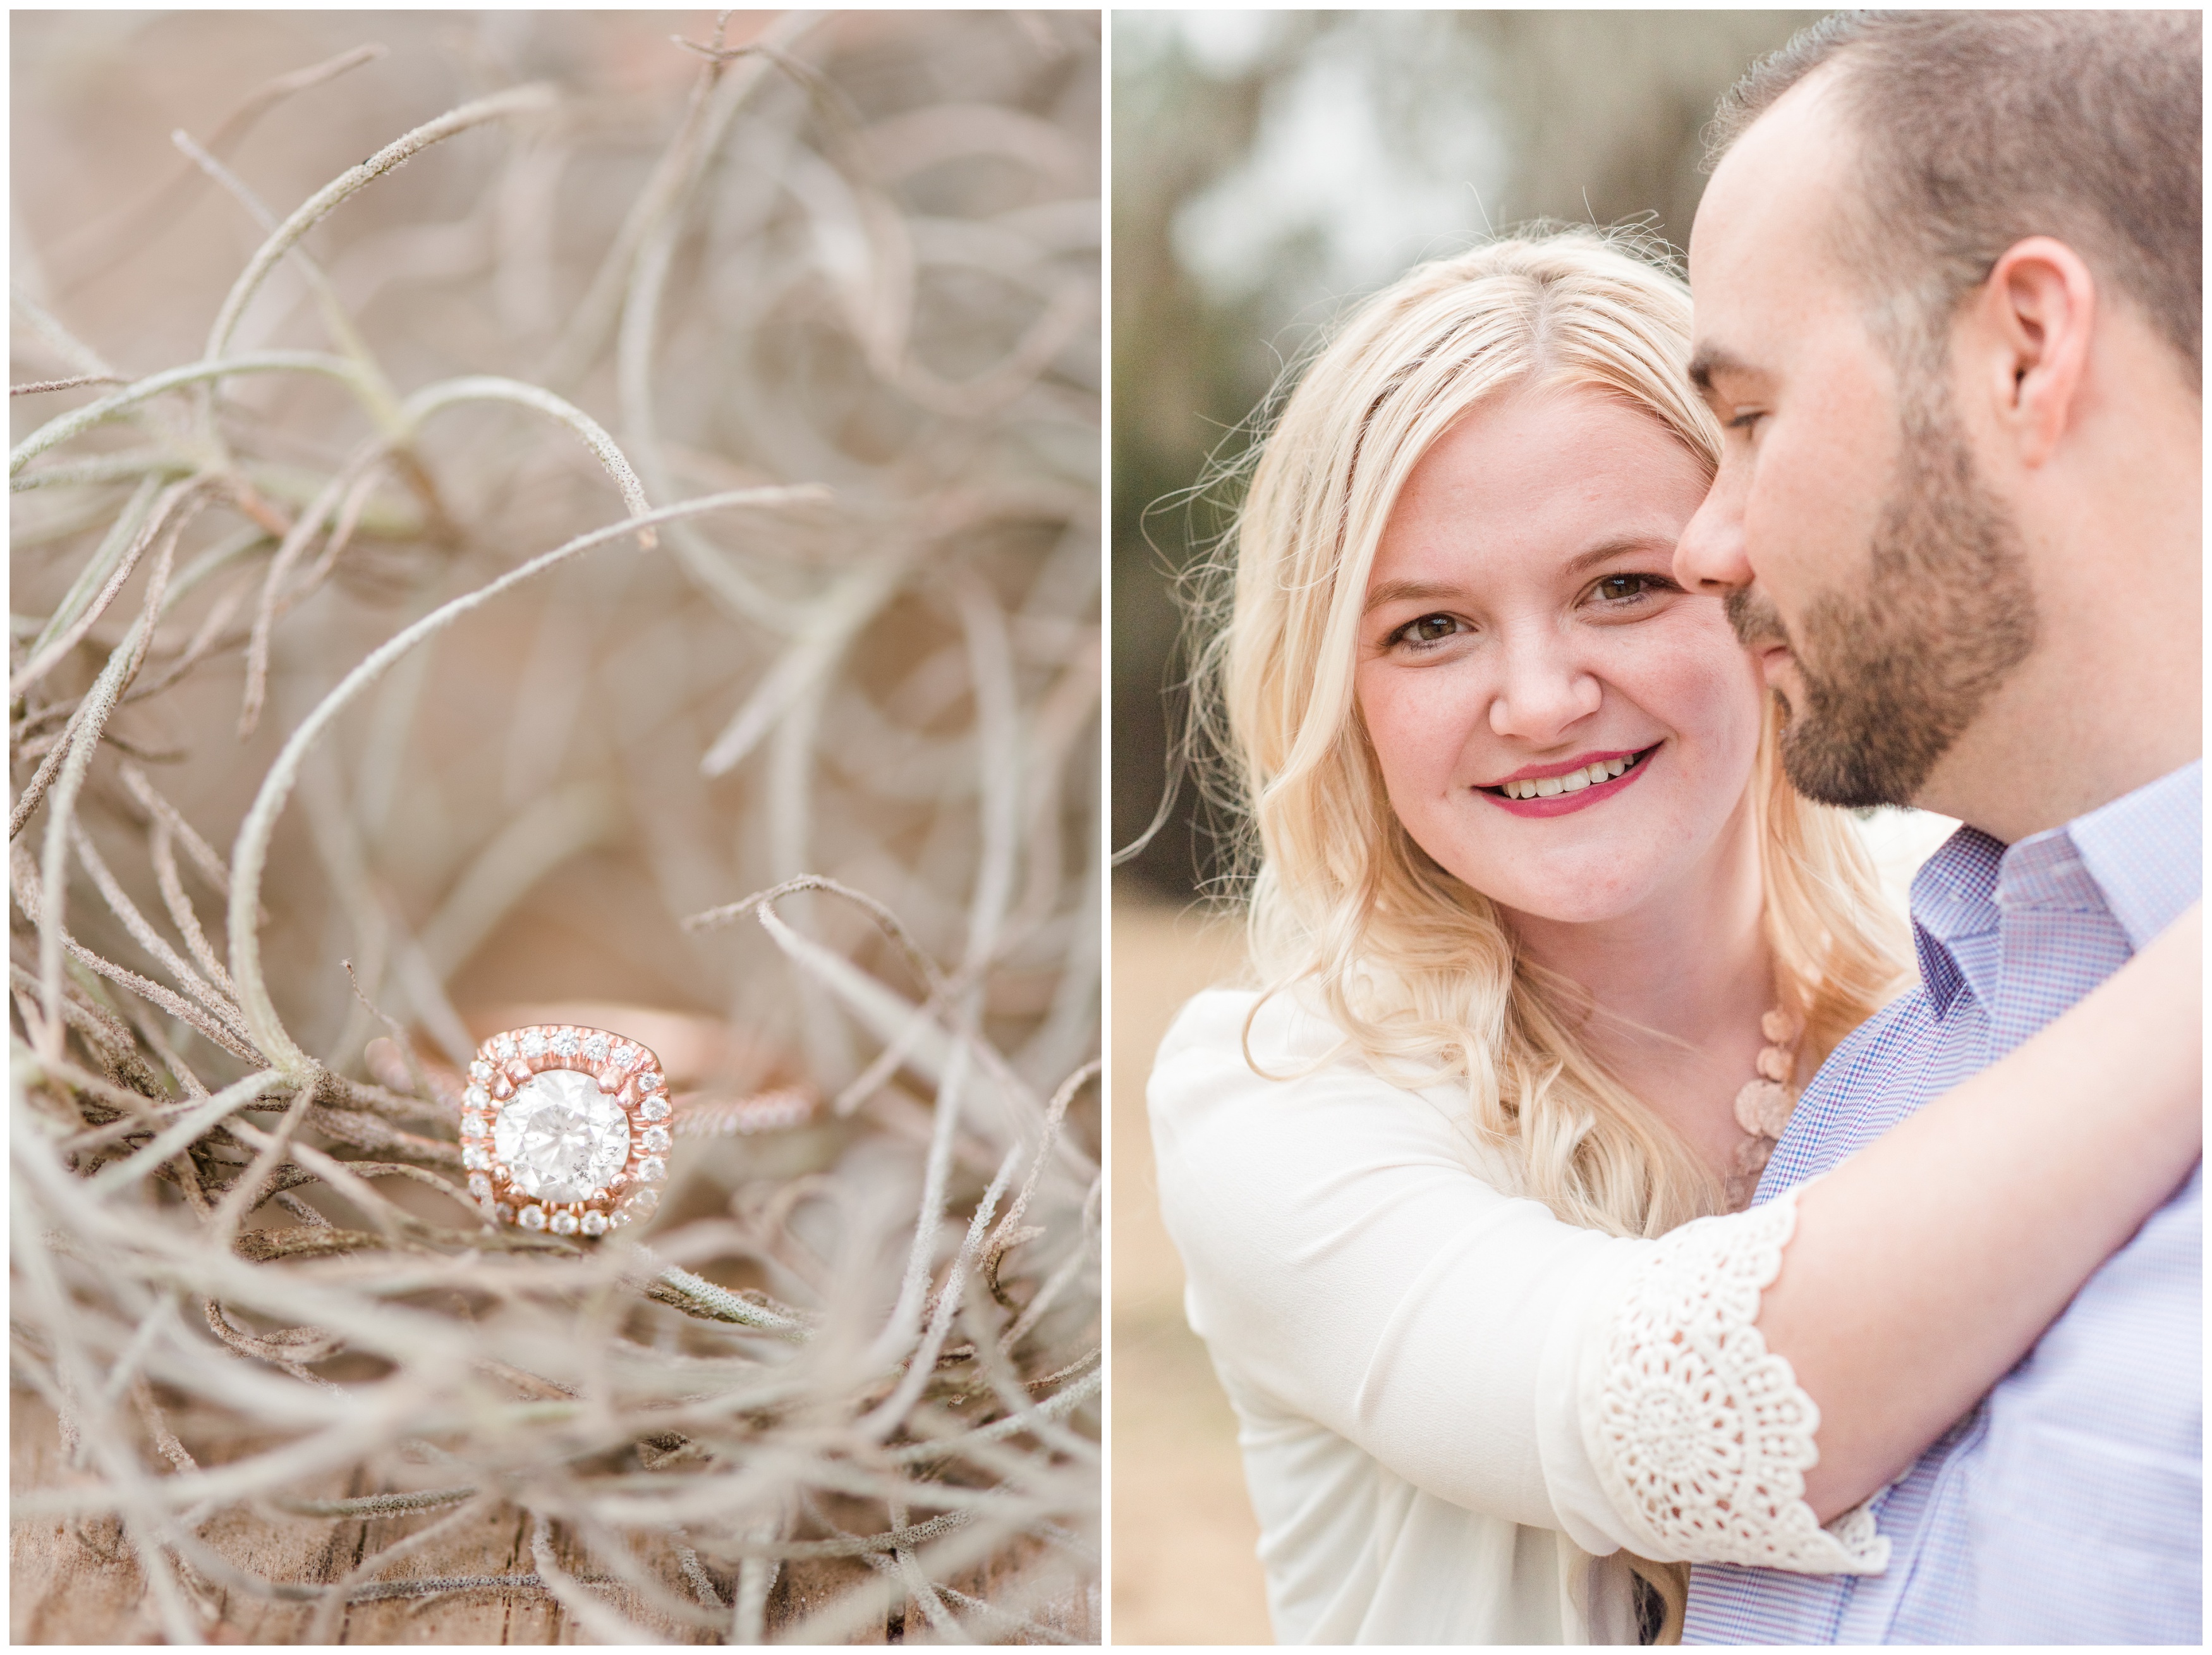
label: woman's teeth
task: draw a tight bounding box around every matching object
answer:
[1497,752,1639,800]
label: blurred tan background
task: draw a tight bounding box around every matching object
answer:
[1110,895,1264,1644]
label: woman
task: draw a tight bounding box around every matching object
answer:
[1148,230,2201,1644]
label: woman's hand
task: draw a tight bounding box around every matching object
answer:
[1763,900,2202,1519]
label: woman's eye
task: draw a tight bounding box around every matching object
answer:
[1394,613,1460,646]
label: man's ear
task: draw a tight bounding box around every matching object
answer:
[1970,236,2097,469]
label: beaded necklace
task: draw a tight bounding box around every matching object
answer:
[1725,1006,1803,1207]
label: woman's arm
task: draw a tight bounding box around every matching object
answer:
[1764,900,2202,1520]
[1579,903,2201,1570]
[1150,987,1646,1540]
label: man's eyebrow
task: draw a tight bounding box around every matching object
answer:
[1687,343,1753,394]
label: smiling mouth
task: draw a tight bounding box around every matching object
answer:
[1478,746,1656,802]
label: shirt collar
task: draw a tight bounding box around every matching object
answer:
[1906,826,2007,1017]
[1904,759,2203,1014]
[2065,758,2203,951]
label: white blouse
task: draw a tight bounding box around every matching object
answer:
[1148,986,1883,1646]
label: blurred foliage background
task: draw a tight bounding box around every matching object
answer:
[1108,13,1822,1644]
[1111,8,1820,900]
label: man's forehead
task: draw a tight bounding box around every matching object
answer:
[1689,68,1863,365]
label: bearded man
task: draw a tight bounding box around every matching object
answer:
[1672,10,2201,1644]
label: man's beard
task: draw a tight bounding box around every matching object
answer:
[1726,385,2038,809]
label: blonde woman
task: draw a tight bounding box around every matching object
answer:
[1147,231,2201,1644]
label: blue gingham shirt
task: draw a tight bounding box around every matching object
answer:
[1684,760,2203,1646]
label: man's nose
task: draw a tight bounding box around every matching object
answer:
[1674,466,1754,595]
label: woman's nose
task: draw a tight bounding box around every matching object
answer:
[1487,626,1601,742]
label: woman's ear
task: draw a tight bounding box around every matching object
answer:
[1969,235,2098,470]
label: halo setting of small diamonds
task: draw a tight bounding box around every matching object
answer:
[459,1023,669,1237]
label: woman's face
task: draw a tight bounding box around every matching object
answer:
[1354,384,1764,927]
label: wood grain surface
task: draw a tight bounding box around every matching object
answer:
[11,1391,1096,1644]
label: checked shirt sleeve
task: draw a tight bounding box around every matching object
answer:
[1577,1188,1890,1574]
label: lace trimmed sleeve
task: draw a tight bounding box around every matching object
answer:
[1577,1187,1890,1574]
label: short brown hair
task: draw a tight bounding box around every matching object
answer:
[1708,11,2203,374]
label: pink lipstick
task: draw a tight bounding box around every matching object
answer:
[1476,744,1659,818]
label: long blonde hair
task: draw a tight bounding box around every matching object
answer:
[1189,228,1908,1243]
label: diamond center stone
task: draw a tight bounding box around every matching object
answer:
[492,1069,630,1203]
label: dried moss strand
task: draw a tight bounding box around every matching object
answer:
[11,372,129,397]
[80,1070,287,1195]
[398,376,655,547]
[149,822,236,996]
[67,819,253,1041]
[225,486,825,1077]
[30,522,180,1062]
[8,352,374,477]
[21,472,163,660]
[272,1486,478,1518]
[528,1510,660,1644]
[11,450,193,496]
[886,1364,1101,1466]
[548,11,820,388]
[170,128,404,433]
[11,477,208,697]
[202,83,558,367]
[238,446,388,738]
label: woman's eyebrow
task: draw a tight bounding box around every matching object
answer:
[1560,535,1680,577]
[1364,537,1679,615]
[1362,577,1467,614]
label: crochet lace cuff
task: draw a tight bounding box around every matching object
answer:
[1579,1188,1890,1574]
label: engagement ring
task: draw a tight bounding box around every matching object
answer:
[461,1023,672,1236]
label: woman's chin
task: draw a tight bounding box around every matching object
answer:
[1454,846,1684,929]
[1491,886,1648,929]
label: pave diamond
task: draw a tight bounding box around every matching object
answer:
[583,1034,609,1062]
[464,1085,489,1111]
[634,1154,666,1183]
[463,1145,490,1171]
[468,1171,492,1200]
[493,1069,632,1204]
[492,1034,516,1060]
[521,1030,547,1057]
[612,1043,639,1068]
[495,1202,513,1224]
[638,1070,664,1094]
[641,1125,671,1154]
[550,1211,579,1236]
[552,1030,580,1058]
[624,1187,660,1217]
[581,1211,609,1237]
[640,1096,671,1123]
[470,1060,492,1084]
[463,1111,488,1138]
[519,1204,547,1230]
